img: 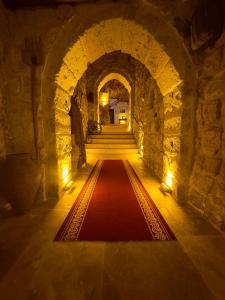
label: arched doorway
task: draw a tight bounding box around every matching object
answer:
[97,73,131,130]
[41,5,196,201]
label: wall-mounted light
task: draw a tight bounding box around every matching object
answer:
[100,92,109,107]
[139,144,144,159]
[119,119,126,124]
[165,171,173,188]
[159,171,173,194]
[63,180,74,191]
[62,166,70,185]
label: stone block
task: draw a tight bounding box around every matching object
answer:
[144,38,170,79]
[157,60,183,96]
[64,39,89,81]
[0,40,3,63]
[163,88,182,114]
[218,162,225,183]
[81,26,105,63]
[190,173,214,195]
[204,157,222,176]
[56,63,77,95]
[164,136,180,155]
[202,46,223,76]
[222,131,225,156]
[121,20,137,56]
[203,99,221,128]
[164,117,181,134]
[211,182,225,206]
[54,88,71,113]
[56,134,72,158]
[55,109,71,135]
[177,183,188,204]
[188,188,206,211]
[100,19,124,54]
[202,129,221,155]
[193,155,205,173]
[205,198,225,229]
[0,125,5,158]
[221,100,225,128]
[204,79,225,100]
[194,156,222,176]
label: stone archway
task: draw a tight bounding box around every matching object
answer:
[97,73,132,128]
[98,73,131,93]
[41,3,196,201]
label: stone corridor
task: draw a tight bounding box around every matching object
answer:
[0,156,225,300]
[0,0,225,299]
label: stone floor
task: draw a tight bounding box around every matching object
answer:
[0,155,225,300]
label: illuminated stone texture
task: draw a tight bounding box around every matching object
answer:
[0,0,224,231]
[189,32,225,229]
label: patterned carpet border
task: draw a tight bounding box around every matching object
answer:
[123,160,176,240]
[55,160,176,241]
[55,160,103,241]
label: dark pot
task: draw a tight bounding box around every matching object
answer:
[0,153,42,214]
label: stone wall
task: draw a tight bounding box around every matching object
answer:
[163,86,184,200]
[133,63,164,179]
[0,1,195,206]
[0,4,10,208]
[0,4,9,159]
[188,33,225,229]
[75,74,89,139]
[0,88,6,160]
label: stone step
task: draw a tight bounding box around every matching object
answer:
[102,130,130,134]
[86,148,139,154]
[88,138,136,144]
[102,125,129,134]
[89,134,134,139]
[102,124,128,128]
[85,143,137,149]
[87,153,139,160]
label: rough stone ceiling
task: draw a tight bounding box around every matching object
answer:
[100,79,129,102]
[2,0,200,19]
[2,0,96,9]
[86,51,136,93]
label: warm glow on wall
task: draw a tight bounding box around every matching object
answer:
[159,170,174,194]
[140,144,144,158]
[100,92,109,106]
[62,166,70,185]
[165,171,173,188]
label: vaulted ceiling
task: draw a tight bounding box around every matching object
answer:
[2,0,96,9]
[100,79,129,103]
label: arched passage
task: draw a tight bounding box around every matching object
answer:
[97,73,131,128]
[98,73,131,93]
[41,3,196,201]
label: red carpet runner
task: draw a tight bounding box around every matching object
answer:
[55,160,175,241]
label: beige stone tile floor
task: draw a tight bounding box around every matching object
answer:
[0,155,225,300]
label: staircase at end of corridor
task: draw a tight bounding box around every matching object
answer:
[85,124,138,159]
